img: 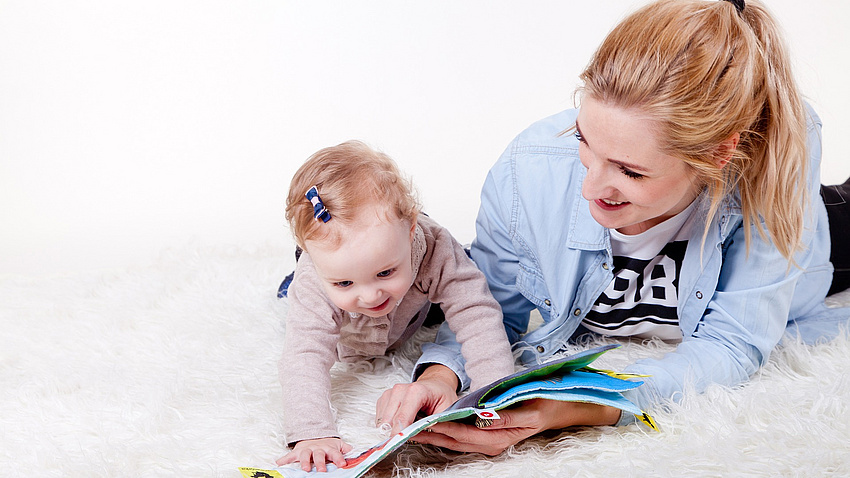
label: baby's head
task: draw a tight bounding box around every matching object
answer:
[286,141,421,317]
[286,140,420,250]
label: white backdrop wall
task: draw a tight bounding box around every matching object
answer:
[2,0,848,277]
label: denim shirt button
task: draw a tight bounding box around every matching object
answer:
[602,262,609,270]
[544,299,551,306]
[573,308,581,316]
[695,291,703,299]
[536,345,545,353]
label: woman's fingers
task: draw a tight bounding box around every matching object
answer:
[413,421,535,455]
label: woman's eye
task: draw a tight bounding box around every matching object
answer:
[574,130,585,143]
[377,269,395,278]
[619,166,644,179]
[334,281,353,288]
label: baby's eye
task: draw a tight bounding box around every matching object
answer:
[333,281,353,288]
[377,269,395,278]
[619,165,644,179]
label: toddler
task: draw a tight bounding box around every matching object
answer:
[276,141,515,472]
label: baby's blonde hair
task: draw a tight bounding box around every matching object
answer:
[579,0,809,262]
[285,140,420,249]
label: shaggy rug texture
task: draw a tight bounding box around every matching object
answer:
[3,243,850,477]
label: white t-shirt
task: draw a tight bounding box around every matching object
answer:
[583,200,699,342]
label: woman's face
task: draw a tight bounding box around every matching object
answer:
[575,96,701,235]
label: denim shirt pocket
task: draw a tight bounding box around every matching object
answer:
[516,262,554,318]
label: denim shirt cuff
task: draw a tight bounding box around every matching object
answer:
[614,408,637,427]
[412,343,471,392]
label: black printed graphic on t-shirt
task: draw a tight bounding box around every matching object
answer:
[584,240,688,331]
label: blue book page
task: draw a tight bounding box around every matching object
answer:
[481,371,642,409]
[454,344,622,411]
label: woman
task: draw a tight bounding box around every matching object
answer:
[375,0,850,455]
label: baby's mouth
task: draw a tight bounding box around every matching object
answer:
[368,298,391,312]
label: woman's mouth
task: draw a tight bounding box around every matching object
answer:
[595,198,629,211]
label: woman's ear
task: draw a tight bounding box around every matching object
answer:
[715,132,740,169]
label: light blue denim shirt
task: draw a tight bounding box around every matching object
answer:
[416,104,850,421]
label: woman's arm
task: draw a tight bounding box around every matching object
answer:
[470,164,537,344]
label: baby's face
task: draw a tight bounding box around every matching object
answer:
[305,205,415,318]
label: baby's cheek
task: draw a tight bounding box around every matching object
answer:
[392,276,413,297]
[323,287,348,310]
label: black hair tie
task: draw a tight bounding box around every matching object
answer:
[723,0,745,13]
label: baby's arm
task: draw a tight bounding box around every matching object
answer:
[423,224,516,389]
[279,255,346,453]
[276,437,353,472]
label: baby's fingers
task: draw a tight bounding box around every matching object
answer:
[275,450,297,467]
[312,449,329,472]
[329,441,354,469]
[328,450,347,469]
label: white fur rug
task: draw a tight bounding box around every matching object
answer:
[3,243,850,477]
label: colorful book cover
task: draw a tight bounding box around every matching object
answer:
[239,344,657,478]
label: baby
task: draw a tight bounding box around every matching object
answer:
[276,141,515,471]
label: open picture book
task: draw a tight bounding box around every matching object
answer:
[239,344,658,478]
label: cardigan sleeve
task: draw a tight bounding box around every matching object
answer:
[279,253,343,446]
[415,217,516,391]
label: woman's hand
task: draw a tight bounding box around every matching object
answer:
[275,437,353,472]
[375,364,459,435]
[411,399,621,455]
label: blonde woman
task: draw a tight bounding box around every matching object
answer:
[377,0,850,454]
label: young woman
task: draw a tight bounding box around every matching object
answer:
[375,0,850,455]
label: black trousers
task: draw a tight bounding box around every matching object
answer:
[822,177,850,295]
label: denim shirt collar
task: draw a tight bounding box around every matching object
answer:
[567,167,608,251]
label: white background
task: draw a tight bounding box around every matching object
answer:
[2,0,848,277]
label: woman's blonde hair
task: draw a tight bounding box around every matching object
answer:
[579,0,809,261]
[285,140,420,249]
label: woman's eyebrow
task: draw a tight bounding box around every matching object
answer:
[576,119,651,174]
[610,158,651,174]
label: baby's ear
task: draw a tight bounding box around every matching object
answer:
[409,214,418,241]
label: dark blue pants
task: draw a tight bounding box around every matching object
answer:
[822,177,850,295]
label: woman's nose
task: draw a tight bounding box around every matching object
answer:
[581,161,613,201]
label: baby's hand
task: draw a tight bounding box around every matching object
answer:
[275,437,353,472]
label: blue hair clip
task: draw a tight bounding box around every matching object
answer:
[305,186,332,223]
